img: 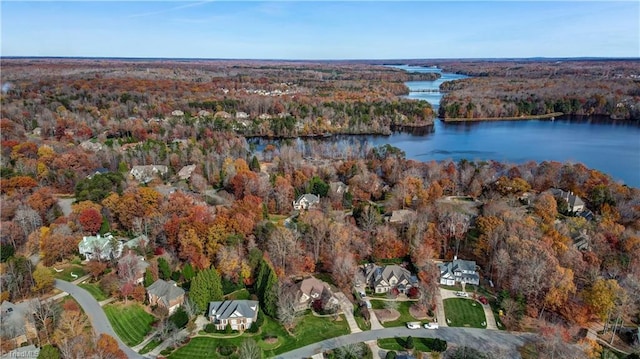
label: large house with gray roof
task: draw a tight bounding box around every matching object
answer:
[438,257,479,286]
[78,233,123,261]
[208,300,259,331]
[147,279,185,314]
[293,193,320,210]
[364,264,418,294]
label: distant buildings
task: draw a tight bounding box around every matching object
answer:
[130,165,168,183]
[550,188,586,213]
[0,300,38,347]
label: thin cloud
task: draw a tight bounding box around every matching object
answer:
[127,1,212,19]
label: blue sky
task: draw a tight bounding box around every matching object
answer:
[2,1,638,59]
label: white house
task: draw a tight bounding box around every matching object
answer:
[438,257,479,286]
[208,300,259,331]
[130,165,168,183]
[293,194,320,210]
[78,233,123,261]
[550,188,586,213]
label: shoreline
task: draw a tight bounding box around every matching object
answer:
[442,112,563,122]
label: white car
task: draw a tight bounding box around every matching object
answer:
[456,291,469,297]
[406,322,421,329]
[424,322,439,329]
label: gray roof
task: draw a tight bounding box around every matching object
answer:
[0,299,37,338]
[296,193,320,204]
[208,300,259,320]
[439,259,479,282]
[364,264,417,288]
[550,188,585,210]
[147,279,185,306]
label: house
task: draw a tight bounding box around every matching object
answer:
[292,277,339,312]
[120,252,150,285]
[0,345,39,359]
[438,257,479,286]
[550,188,586,213]
[329,181,349,195]
[123,234,149,251]
[0,300,38,347]
[147,279,185,314]
[208,300,259,331]
[130,165,168,183]
[388,209,416,224]
[78,233,123,261]
[86,167,109,179]
[364,264,418,294]
[177,164,196,181]
[293,194,320,210]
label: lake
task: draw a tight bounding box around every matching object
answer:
[254,66,640,187]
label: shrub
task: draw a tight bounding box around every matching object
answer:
[431,338,447,352]
[204,323,216,333]
[169,307,188,328]
[224,323,232,334]
[385,351,397,359]
[218,345,236,356]
[405,336,414,349]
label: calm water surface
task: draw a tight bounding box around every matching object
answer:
[385,65,640,187]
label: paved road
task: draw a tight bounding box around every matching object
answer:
[54,280,144,359]
[273,327,537,359]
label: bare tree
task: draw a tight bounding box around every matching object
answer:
[238,338,262,359]
[438,210,470,257]
[30,299,60,345]
[276,281,299,329]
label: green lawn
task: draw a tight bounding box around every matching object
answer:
[79,283,108,301]
[370,300,418,328]
[169,312,349,359]
[443,298,486,328]
[353,305,371,331]
[377,337,446,352]
[104,303,155,346]
[139,338,162,354]
[224,289,250,300]
[54,266,86,281]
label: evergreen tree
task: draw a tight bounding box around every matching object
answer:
[255,258,278,317]
[158,257,171,280]
[190,268,223,312]
[249,155,260,172]
[182,263,195,281]
[143,268,154,287]
[405,336,414,350]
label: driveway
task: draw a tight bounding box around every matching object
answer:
[334,292,361,333]
[273,327,537,359]
[54,280,144,359]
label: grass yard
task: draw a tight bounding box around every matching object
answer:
[138,338,162,354]
[170,312,349,359]
[377,337,446,352]
[443,298,486,328]
[224,288,250,300]
[79,283,108,301]
[104,303,155,346]
[370,300,418,328]
[53,266,86,281]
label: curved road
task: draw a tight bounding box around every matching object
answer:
[273,327,537,359]
[54,279,144,359]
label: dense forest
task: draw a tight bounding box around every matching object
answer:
[1,59,639,358]
[432,60,640,120]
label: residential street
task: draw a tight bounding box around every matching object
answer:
[273,327,537,359]
[53,279,145,359]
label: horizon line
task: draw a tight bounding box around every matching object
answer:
[2,55,640,62]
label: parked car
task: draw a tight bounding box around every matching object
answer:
[406,322,421,329]
[456,291,469,297]
[424,322,439,329]
[479,296,488,305]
